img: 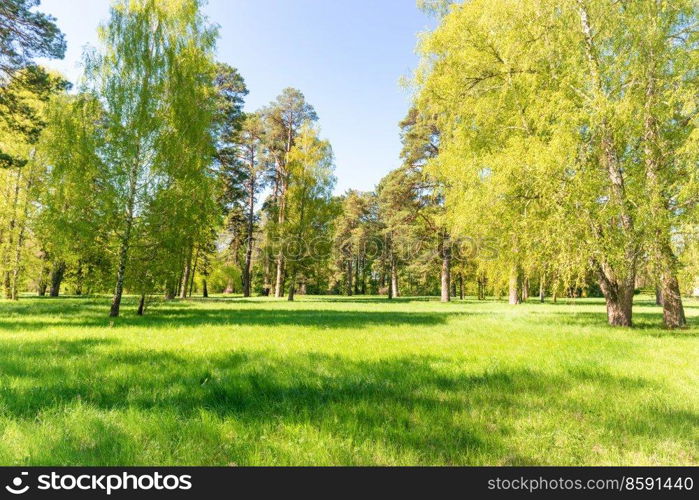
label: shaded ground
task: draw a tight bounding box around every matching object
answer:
[0,295,696,465]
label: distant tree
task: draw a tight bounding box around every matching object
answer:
[333,190,377,296]
[236,113,266,297]
[0,0,66,168]
[37,93,109,299]
[0,0,65,79]
[261,88,318,297]
[0,68,67,299]
[283,123,335,301]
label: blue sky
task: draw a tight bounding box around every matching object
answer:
[35,0,434,194]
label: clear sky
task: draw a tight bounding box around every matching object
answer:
[34,0,434,194]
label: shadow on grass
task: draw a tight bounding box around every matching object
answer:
[0,337,694,465]
[543,310,699,337]
[0,297,480,332]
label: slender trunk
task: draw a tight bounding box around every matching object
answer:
[9,167,35,300]
[354,255,360,295]
[109,219,132,317]
[274,174,287,298]
[243,175,255,298]
[74,261,83,296]
[202,278,209,298]
[655,287,663,306]
[3,167,21,299]
[287,270,296,302]
[180,245,193,299]
[390,257,399,298]
[509,264,522,305]
[459,274,464,300]
[137,294,146,316]
[346,258,353,296]
[274,254,285,298]
[521,277,529,302]
[440,233,451,303]
[360,256,367,294]
[539,275,545,303]
[188,248,199,298]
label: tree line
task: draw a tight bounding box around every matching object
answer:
[1,0,698,329]
[406,0,699,328]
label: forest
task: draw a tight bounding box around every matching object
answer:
[1,0,698,329]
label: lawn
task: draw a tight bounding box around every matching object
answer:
[0,294,696,466]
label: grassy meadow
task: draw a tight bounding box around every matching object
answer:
[0,294,696,466]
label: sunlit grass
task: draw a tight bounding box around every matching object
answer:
[0,294,696,465]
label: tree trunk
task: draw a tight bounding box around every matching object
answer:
[202,278,209,298]
[346,258,353,296]
[109,229,131,317]
[360,257,367,295]
[137,294,146,316]
[188,249,198,298]
[440,234,451,303]
[74,261,84,296]
[579,1,638,327]
[287,272,296,302]
[539,276,545,303]
[37,279,48,297]
[242,238,253,297]
[521,276,529,302]
[180,245,193,299]
[274,174,287,298]
[2,167,21,299]
[390,257,399,298]
[660,268,686,329]
[459,274,464,300]
[508,265,522,305]
[598,269,634,327]
[655,287,663,306]
[274,254,285,298]
[49,261,66,297]
[641,58,685,328]
[243,178,255,297]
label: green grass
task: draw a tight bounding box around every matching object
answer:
[0,294,696,465]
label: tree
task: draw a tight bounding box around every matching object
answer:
[0,0,65,79]
[282,123,335,301]
[236,113,266,297]
[37,92,109,299]
[84,0,218,317]
[376,166,425,299]
[261,88,318,297]
[0,68,67,299]
[0,0,66,169]
[412,0,699,327]
[399,107,450,301]
[333,190,377,296]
